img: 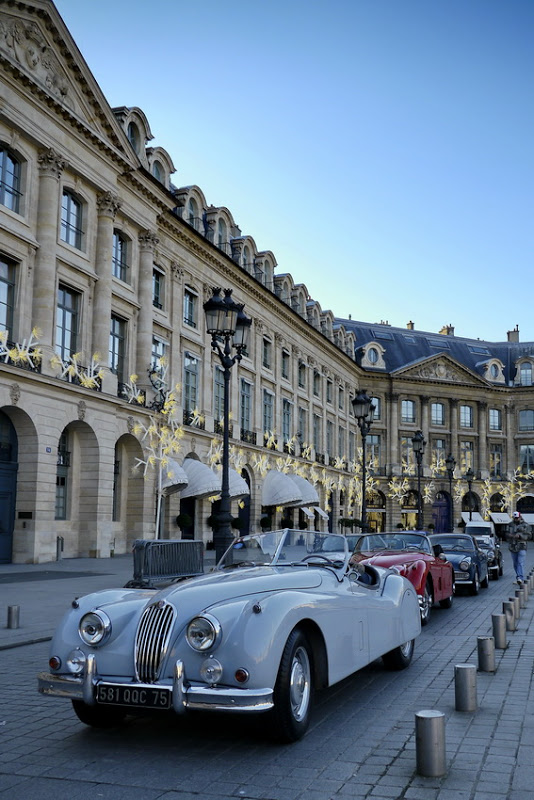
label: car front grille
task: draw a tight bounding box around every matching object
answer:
[135,601,176,683]
[454,571,469,581]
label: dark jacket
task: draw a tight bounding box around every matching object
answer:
[507,519,531,552]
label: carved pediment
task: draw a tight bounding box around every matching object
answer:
[0,7,128,153]
[394,355,488,387]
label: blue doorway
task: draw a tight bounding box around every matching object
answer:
[0,411,18,563]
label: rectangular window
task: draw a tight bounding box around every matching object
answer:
[326,380,333,404]
[349,431,356,462]
[520,444,534,474]
[460,440,474,471]
[183,354,199,413]
[55,285,79,360]
[338,386,344,411]
[0,256,15,335]
[431,402,445,426]
[240,379,252,432]
[281,350,290,380]
[338,426,345,459]
[213,366,224,423]
[0,147,21,213]
[460,405,473,428]
[112,231,129,282]
[298,360,306,388]
[151,337,167,370]
[401,399,415,423]
[400,436,415,472]
[61,190,82,249]
[109,315,126,383]
[262,338,272,369]
[313,370,321,397]
[326,420,334,455]
[489,408,502,431]
[313,414,321,451]
[263,390,274,434]
[55,432,69,520]
[519,410,534,431]
[520,363,533,386]
[183,288,197,328]
[298,406,307,443]
[152,267,164,309]
[368,434,380,472]
[282,399,292,443]
[489,443,503,478]
[432,438,446,472]
[371,396,381,420]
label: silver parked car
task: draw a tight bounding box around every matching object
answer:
[38,529,421,742]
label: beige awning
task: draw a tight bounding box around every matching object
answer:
[489,512,511,524]
[262,470,302,507]
[160,459,189,497]
[300,507,315,519]
[180,458,221,499]
[287,475,320,508]
[461,512,484,523]
[519,513,534,525]
[315,508,329,520]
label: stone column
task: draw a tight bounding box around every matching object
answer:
[32,148,68,372]
[93,191,121,394]
[504,401,515,479]
[420,397,429,475]
[136,230,159,390]
[450,399,459,466]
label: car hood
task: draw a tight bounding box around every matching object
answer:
[95,566,324,617]
[356,551,433,569]
[438,551,472,566]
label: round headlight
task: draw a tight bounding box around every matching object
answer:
[66,648,86,674]
[459,559,470,572]
[79,610,111,646]
[186,614,221,652]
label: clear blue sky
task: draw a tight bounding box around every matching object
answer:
[54,0,534,343]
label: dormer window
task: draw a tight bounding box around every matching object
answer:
[127,122,140,153]
[152,160,163,182]
[368,347,379,364]
[520,362,533,386]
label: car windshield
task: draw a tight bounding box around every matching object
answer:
[217,529,349,570]
[353,532,432,555]
[430,535,475,552]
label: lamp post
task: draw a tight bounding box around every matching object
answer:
[351,389,375,533]
[445,453,456,533]
[204,288,251,562]
[465,467,475,521]
[412,430,426,530]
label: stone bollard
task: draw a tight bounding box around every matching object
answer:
[455,663,477,712]
[516,589,525,610]
[511,596,521,620]
[492,613,507,648]
[415,710,447,777]
[503,600,516,631]
[523,581,529,602]
[7,605,20,629]
[477,636,496,672]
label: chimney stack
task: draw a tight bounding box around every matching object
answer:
[507,325,519,343]
[439,324,455,336]
[407,321,414,330]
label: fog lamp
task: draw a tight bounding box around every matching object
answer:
[200,657,223,684]
[66,648,86,674]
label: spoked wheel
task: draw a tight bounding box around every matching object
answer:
[382,639,415,670]
[420,582,433,626]
[270,629,313,742]
[72,699,126,728]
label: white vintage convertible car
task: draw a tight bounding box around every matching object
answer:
[38,530,421,742]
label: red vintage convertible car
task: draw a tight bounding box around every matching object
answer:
[350,531,454,625]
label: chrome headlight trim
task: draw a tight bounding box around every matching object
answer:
[186,614,222,652]
[459,559,471,572]
[79,610,112,646]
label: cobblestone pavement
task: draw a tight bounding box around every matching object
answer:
[1,553,533,799]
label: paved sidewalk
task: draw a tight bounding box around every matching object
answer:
[0,550,217,650]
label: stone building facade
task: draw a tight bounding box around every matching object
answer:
[1,1,533,563]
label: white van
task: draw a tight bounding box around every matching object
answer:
[465,520,496,546]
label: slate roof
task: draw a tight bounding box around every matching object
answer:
[335,319,534,385]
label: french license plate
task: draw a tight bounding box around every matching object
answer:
[97,683,171,710]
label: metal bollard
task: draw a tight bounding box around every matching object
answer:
[511,596,521,619]
[478,636,496,672]
[56,535,64,561]
[492,613,507,648]
[523,581,529,601]
[415,709,447,777]
[7,605,20,629]
[503,600,516,631]
[519,588,526,607]
[455,663,477,712]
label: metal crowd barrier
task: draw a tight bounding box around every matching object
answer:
[125,539,204,588]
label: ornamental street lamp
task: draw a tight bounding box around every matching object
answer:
[465,467,475,521]
[412,430,426,530]
[204,288,251,562]
[445,453,456,533]
[351,389,376,533]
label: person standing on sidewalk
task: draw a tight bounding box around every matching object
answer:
[507,511,531,585]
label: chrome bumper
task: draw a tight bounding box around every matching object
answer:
[38,655,273,714]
